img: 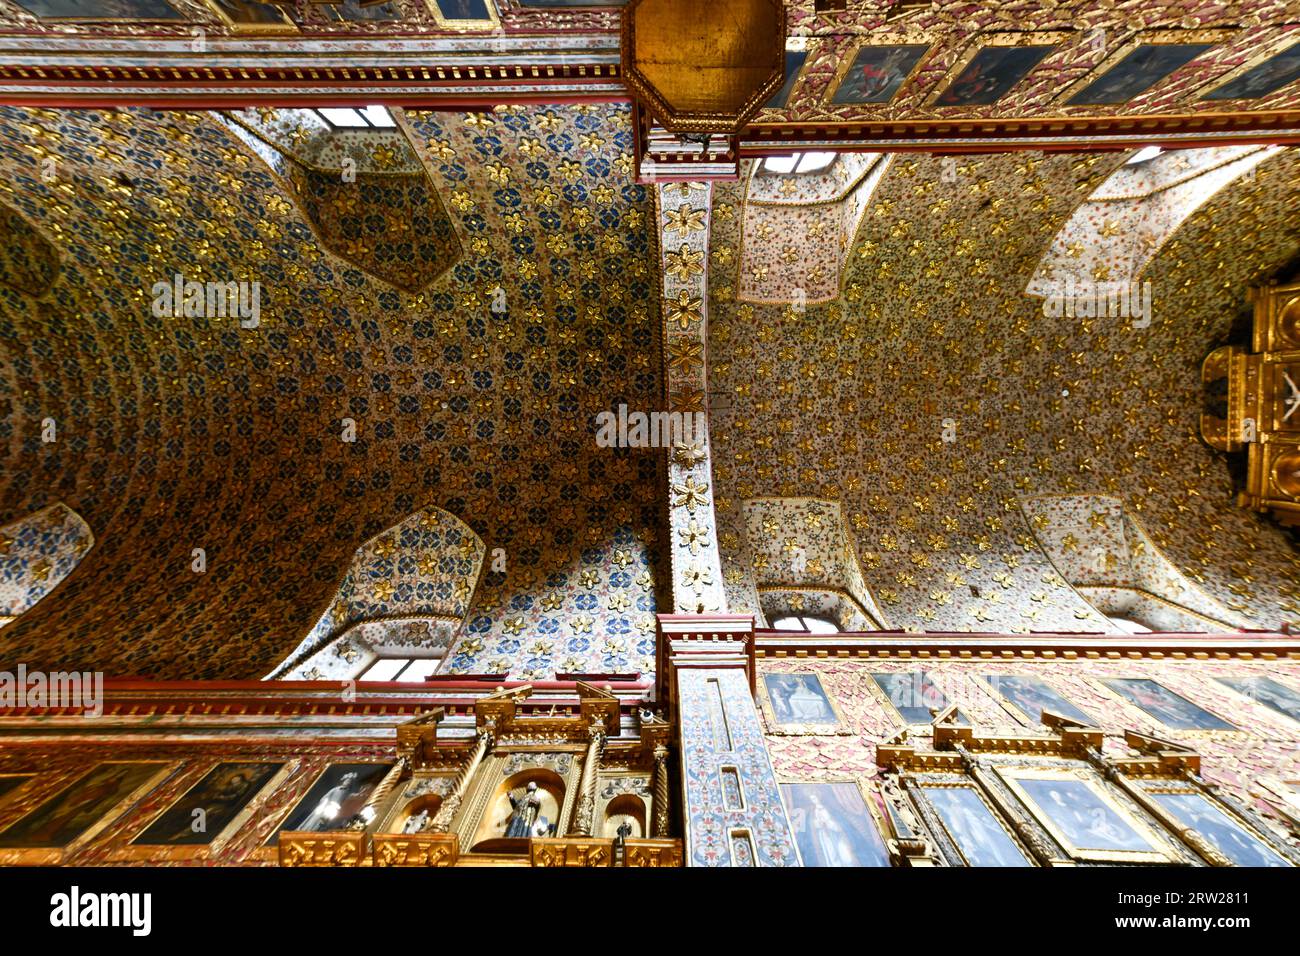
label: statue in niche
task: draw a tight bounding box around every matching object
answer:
[615,821,633,845]
[402,809,429,834]
[504,781,543,839]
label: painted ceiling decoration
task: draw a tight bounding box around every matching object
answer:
[733,497,889,630]
[0,0,623,34]
[1028,144,1282,298]
[0,501,92,628]
[0,101,663,681]
[220,107,462,294]
[268,505,484,680]
[0,3,1297,153]
[737,151,885,305]
[706,146,1300,636]
[1018,494,1250,632]
[0,201,58,297]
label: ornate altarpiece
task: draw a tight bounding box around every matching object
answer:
[873,709,1300,867]
[279,682,681,867]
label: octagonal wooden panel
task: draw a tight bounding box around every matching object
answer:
[622,0,785,135]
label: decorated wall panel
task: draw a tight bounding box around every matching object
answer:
[759,655,1300,852]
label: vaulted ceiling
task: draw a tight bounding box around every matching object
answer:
[0,63,1297,678]
[0,103,663,680]
[709,148,1300,632]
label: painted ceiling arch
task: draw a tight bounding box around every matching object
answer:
[0,502,92,628]
[220,108,463,295]
[709,147,1300,634]
[268,505,484,681]
[0,102,663,680]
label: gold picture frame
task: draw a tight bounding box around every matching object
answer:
[10,0,185,21]
[1141,781,1294,867]
[110,760,295,862]
[922,31,1072,110]
[865,669,964,732]
[822,35,935,109]
[758,670,851,736]
[1214,675,1300,731]
[914,775,1035,867]
[997,765,1174,864]
[0,761,179,866]
[202,0,299,34]
[423,0,502,33]
[1088,677,1241,738]
[0,774,35,811]
[777,776,893,867]
[1194,36,1300,103]
[1053,28,1237,108]
[259,760,395,854]
[976,672,1096,731]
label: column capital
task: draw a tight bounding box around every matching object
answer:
[656,613,756,705]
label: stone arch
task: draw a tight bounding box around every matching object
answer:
[1027,145,1282,299]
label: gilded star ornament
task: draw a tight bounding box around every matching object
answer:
[666,289,703,329]
[666,243,705,282]
[664,203,706,236]
[672,475,711,512]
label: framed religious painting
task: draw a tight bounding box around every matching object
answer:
[424,0,501,31]
[982,673,1095,728]
[827,41,932,106]
[917,780,1033,867]
[759,671,849,735]
[780,780,891,867]
[0,761,176,865]
[1217,675,1300,727]
[1143,785,1293,867]
[868,670,969,730]
[265,762,392,845]
[998,766,1173,863]
[203,0,299,32]
[1059,31,1232,106]
[8,0,182,18]
[765,49,810,110]
[925,33,1066,109]
[118,761,291,861]
[1201,40,1300,102]
[1100,677,1237,732]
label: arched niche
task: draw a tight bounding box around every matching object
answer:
[0,202,58,297]
[471,768,565,852]
[602,792,647,840]
[217,107,461,294]
[392,794,443,835]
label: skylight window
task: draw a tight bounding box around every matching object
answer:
[771,614,839,634]
[314,106,396,129]
[358,657,432,682]
[1125,145,1165,165]
[762,151,838,176]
